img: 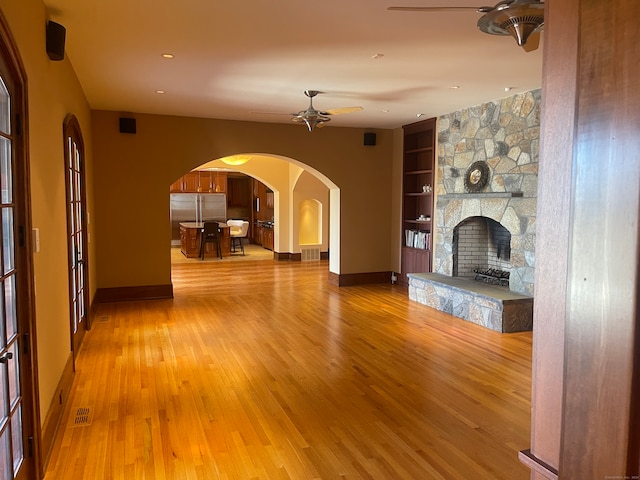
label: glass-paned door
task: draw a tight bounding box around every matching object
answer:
[0,72,27,480]
[65,119,88,358]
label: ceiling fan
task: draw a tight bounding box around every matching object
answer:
[255,90,363,132]
[388,0,544,52]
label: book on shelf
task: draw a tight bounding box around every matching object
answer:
[404,229,430,249]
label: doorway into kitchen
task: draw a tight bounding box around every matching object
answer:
[169,154,333,268]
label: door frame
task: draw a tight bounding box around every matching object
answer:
[63,114,90,363]
[0,11,42,480]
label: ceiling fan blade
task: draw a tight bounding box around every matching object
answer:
[387,6,492,12]
[250,111,297,116]
[521,31,541,52]
[323,106,364,116]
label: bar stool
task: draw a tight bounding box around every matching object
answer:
[200,222,222,259]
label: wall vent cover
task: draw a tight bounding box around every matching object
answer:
[301,247,321,261]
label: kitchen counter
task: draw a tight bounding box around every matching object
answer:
[179,222,231,258]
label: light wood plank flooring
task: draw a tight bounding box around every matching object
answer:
[44,255,532,479]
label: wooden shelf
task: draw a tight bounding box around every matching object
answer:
[405,219,432,225]
[405,147,434,154]
[403,245,431,252]
[400,117,436,285]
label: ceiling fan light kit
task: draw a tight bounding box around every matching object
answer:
[388,0,544,50]
[476,0,544,47]
[290,90,363,132]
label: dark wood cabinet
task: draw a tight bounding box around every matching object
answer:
[170,177,183,193]
[400,118,436,285]
[170,171,227,193]
[212,172,227,193]
[183,172,200,192]
[401,247,431,278]
[262,228,274,251]
[227,176,251,207]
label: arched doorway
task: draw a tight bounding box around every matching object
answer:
[170,153,339,272]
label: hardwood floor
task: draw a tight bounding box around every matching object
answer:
[44,256,532,479]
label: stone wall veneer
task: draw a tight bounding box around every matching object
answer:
[434,89,541,296]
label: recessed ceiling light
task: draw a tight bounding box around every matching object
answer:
[371,53,384,59]
[504,86,516,92]
[161,53,174,59]
[380,109,389,113]
[156,90,166,94]
[449,85,461,90]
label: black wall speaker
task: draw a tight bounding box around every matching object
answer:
[46,21,66,61]
[364,132,377,146]
[119,117,137,134]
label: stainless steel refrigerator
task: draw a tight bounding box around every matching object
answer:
[170,193,227,246]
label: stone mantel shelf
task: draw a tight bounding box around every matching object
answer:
[438,192,524,200]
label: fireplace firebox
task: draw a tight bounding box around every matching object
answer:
[453,216,512,287]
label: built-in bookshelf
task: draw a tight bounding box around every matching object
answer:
[400,117,436,285]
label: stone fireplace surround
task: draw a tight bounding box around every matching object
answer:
[408,90,540,332]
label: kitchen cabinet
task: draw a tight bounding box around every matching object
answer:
[227,176,251,207]
[170,177,183,193]
[211,172,227,193]
[252,224,274,250]
[251,179,274,246]
[262,227,274,251]
[170,171,227,193]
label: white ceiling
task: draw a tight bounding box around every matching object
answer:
[43,0,543,130]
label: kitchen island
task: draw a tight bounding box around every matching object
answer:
[179,222,231,258]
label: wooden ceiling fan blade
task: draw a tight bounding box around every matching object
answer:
[250,111,296,116]
[324,106,363,116]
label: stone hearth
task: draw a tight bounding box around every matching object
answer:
[408,273,533,333]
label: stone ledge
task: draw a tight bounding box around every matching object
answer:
[438,192,524,200]
[408,273,533,333]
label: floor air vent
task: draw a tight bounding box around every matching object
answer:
[71,407,93,427]
[301,247,321,261]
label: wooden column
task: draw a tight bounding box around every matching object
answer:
[524,0,640,478]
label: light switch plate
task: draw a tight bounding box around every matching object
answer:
[33,228,40,252]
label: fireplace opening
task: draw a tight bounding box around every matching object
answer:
[452,216,512,287]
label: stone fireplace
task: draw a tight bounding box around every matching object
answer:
[407,89,540,332]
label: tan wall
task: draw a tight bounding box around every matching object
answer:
[0,0,94,422]
[91,110,396,287]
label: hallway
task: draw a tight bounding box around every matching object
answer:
[44,258,532,479]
